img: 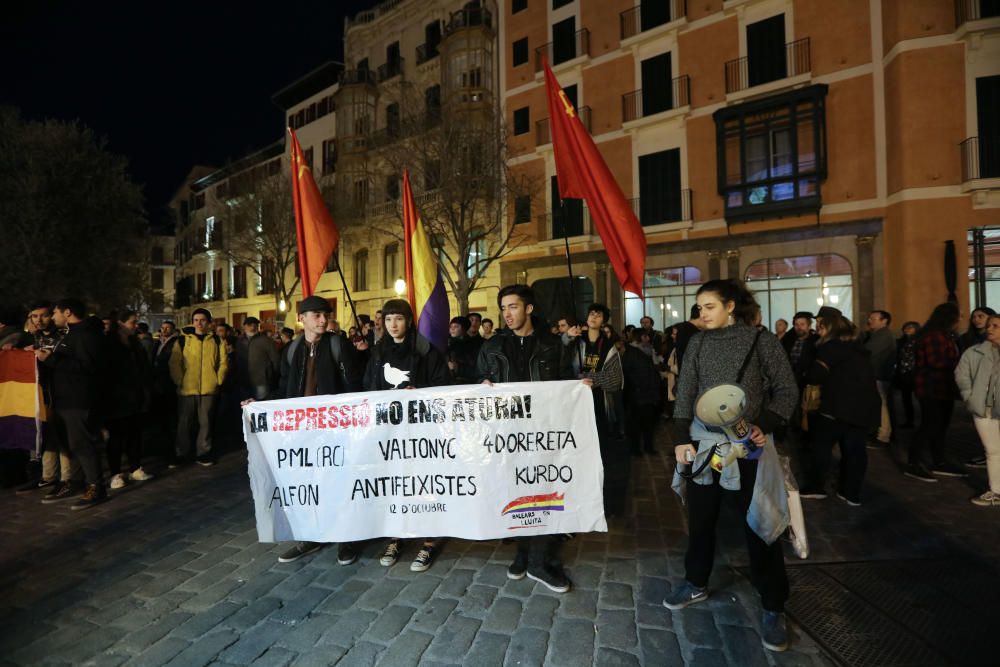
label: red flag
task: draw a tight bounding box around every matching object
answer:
[289,128,339,297]
[543,60,646,297]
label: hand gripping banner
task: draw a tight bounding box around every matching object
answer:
[244,380,607,542]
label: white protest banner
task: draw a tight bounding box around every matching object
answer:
[244,380,606,543]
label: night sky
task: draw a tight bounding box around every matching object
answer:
[0,1,375,225]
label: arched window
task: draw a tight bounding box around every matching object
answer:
[744,254,852,329]
[624,267,702,329]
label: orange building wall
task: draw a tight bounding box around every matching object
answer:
[686,0,724,23]
[824,75,878,204]
[881,0,955,55]
[583,56,635,134]
[686,114,723,220]
[794,0,872,75]
[506,86,548,156]
[505,0,548,90]
[581,0,631,59]
[677,16,738,108]
[884,44,966,194]
[508,158,547,243]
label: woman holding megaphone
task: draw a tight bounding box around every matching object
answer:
[665,279,798,652]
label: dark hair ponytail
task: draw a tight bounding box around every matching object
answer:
[695,279,759,326]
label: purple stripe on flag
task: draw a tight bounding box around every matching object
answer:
[0,415,36,452]
[418,273,450,354]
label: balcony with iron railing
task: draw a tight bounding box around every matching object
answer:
[628,191,693,226]
[445,6,493,35]
[339,69,376,87]
[377,58,404,83]
[368,110,442,149]
[536,106,592,145]
[622,76,690,123]
[346,0,403,29]
[725,38,810,94]
[535,192,692,241]
[620,0,687,40]
[416,43,439,65]
[535,29,590,73]
[956,0,1000,25]
[961,136,1000,182]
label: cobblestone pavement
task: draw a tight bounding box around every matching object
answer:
[0,406,994,667]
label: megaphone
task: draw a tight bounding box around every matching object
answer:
[694,383,761,471]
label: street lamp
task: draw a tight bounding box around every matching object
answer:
[279,299,287,313]
[394,278,406,296]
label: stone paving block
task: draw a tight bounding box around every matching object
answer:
[635,575,669,606]
[483,596,522,634]
[164,629,240,667]
[407,596,459,634]
[547,617,595,666]
[455,583,498,617]
[219,621,290,664]
[598,582,634,609]
[276,613,338,652]
[636,551,671,578]
[518,595,559,629]
[363,605,416,643]
[594,647,641,667]
[604,559,638,585]
[635,603,672,629]
[115,611,193,654]
[690,647,729,667]
[677,607,723,648]
[180,577,246,612]
[228,572,285,603]
[312,564,354,590]
[121,636,191,667]
[318,609,378,648]
[314,579,373,614]
[270,567,322,600]
[11,619,97,663]
[354,577,408,611]
[48,624,128,662]
[569,563,603,590]
[186,546,243,571]
[374,630,433,667]
[270,586,332,623]
[248,646,296,667]
[596,609,638,651]
[228,596,283,631]
[108,607,159,632]
[719,623,769,667]
[474,563,510,588]
[288,646,347,667]
[330,640,381,667]
[560,589,597,619]
[178,563,238,593]
[638,628,683,665]
[503,627,549,667]
[436,568,475,598]
[465,631,510,666]
[172,600,244,640]
[424,613,481,661]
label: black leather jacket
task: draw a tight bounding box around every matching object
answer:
[476,321,574,383]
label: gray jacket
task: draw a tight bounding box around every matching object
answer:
[955,341,1000,418]
[246,332,280,388]
[864,327,896,381]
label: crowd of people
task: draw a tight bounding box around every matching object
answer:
[3,279,997,653]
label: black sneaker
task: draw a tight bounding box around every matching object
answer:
[761,611,789,651]
[526,565,571,593]
[195,456,216,467]
[70,484,107,511]
[41,481,83,504]
[966,455,987,468]
[930,462,968,478]
[278,541,323,563]
[903,464,938,483]
[15,478,56,495]
[337,543,358,566]
[507,552,528,580]
[410,544,435,572]
[799,487,828,500]
[662,581,708,610]
[836,492,862,507]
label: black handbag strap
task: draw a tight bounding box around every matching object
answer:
[737,328,764,384]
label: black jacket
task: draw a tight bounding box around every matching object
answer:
[447,335,480,384]
[805,339,881,429]
[781,331,820,387]
[152,335,180,394]
[673,321,699,373]
[363,333,450,390]
[274,333,360,399]
[44,319,106,411]
[621,344,663,407]
[476,321,574,383]
[105,332,152,419]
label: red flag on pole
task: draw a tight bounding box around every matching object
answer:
[289,128,340,297]
[543,60,646,297]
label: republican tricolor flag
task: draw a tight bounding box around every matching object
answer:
[543,60,647,297]
[289,128,340,298]
[402,170,450,353]
[0,350,45,453]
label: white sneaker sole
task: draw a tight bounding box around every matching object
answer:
[903,471,938,483]
[526,571,570,593]
[762,639,789,652]
[507,569,526,581]
[662,592,708,610]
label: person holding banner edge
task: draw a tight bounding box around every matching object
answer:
[477,284,579,593]
[242,295,363,566]
[362,298,451,572]
[666,279,798,652]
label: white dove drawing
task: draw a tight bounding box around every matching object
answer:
[383,363,410,388]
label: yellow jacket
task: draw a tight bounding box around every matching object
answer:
[169,333,228,396]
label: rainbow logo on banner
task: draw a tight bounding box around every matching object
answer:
[0,350,44,452]
[501,492,566,516]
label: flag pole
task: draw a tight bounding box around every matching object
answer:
[333,261,363,332]
[555,189,584,373]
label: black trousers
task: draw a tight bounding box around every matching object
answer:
[107,414,143,474]
[516,535,561,569]
[684,457,789,612]
[912,398,954,466]
[53,409,102,486]
[807,414,868,501]
[626,402,658,453]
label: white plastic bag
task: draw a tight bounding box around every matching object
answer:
[779,455,809,559]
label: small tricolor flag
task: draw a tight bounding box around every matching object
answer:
[501,492,566,515]
[402,169,450,353]
[0,350,45,453]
